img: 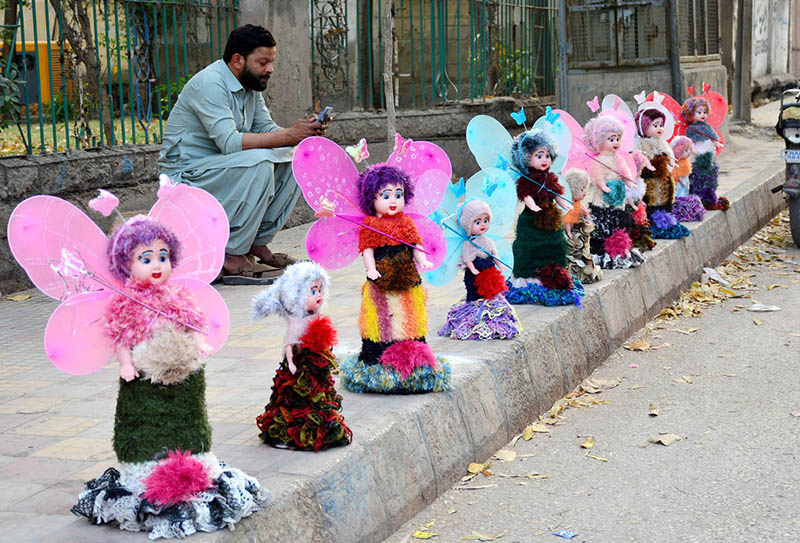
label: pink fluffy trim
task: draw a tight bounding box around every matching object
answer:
[604,229,632,258]
[632,202,648,226]
[142,449,212,506]
[104,281,207,349]
[379,340,435,378]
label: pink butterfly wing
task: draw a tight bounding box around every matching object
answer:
[305,216,361,270]
[293,137,362,216]
[704,91,728,128]
[388,139,452,185]
[149,184,228,284]
[405,168,450,216]
[172,277,230,354]
[7,196,117,300]
[554,109,592,172]
[44,290,115,375]
[410,214,447,271]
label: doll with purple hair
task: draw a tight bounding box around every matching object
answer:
[582,116,645,269]
[71,216,266,538]
[338,164,451,394]
[633,106,690,239]
[504,128,584,306]
[682,96,729,211]
[670,135,706,221]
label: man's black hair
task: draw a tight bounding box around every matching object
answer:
[223,25,276,63]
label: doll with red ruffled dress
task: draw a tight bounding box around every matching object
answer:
[253,261,352,451]
[7,181,266,539]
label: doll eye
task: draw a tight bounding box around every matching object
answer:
[141,257,151,264]
[381,191,391,200]
[395,189,404,199]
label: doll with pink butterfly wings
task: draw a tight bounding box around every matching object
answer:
[292,134,451,394]
[558,97,645,269]
[651,85,729,211]
[7,179,267,538]
[632,91,691,239]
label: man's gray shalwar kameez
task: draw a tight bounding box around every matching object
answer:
[158,59,300,254]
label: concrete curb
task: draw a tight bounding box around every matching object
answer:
[216,161,785,543]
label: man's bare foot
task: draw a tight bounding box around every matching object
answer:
[248,245,296,269]
[223,253,251,273]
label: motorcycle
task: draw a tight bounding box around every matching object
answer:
[774,88,800,248]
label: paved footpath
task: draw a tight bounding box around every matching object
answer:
[0,107,789,542]
[383,212,800,543]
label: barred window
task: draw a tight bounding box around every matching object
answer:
[679,0,720,58]
[567,0,668,69]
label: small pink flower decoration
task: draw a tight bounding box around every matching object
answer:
[88,189,119,217]
[143,449,212,506]
[586,96,600,112]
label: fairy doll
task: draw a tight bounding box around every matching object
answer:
[628,150,657,252]
[633,92,690,239]
[579,113,644,269]
[253,261,352,451]
[466,107,583,306]
[561,168,603,284]
[670,135,706,221]
[682,88,729,211]
[427,170,520,340]
[7,181,266,538]
[291,135,451,394]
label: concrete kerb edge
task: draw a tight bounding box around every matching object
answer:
[204,164,789,543]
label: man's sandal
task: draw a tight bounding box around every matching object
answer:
[249,252,296,269]
[221,261,283,286]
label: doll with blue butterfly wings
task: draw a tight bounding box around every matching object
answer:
[426,170,521,340]
[466,107,584,306]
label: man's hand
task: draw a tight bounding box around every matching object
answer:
[287,117,325,145]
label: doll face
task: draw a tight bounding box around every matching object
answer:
[470,213,490,236]
[306,279,323,313]
[129,238,171,285]
[528,147,552,171]
[374,183,405,217]
[694,106,708,123]
[601,132,622,154]
[646,117,664,138]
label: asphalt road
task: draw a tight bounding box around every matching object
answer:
[384,214,800,543]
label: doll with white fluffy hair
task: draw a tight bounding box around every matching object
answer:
[252,262,352,451]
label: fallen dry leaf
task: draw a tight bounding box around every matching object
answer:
[767,284,784,290]
[424,521,435,528]
[412,531,439,539]
[448,509,457,514]
[752,317,763,326]
[585,452,608,462]
[521,426,535,441]
[461,532,504,541]
[456,484,498,491]
[525,471,551,479]
[625,339,651,352]
[580,378,620,394]
[494,449,516,462]
[628,384,646,390]
[682,375,694,384]
[649,403,659,417]
[6,294,30,302]
[671,328,699,335]
[748,303,781,312]
[529,423,550,434]
[580,436,595,449]
[651,342,672,351]
[648,433,682,446]
[790,333,800,337]
[467,463,487,475]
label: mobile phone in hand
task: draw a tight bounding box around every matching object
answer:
[316,106,332,124]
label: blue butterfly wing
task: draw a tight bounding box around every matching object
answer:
[466,115,514,170]
[532,114,573,175]
[510,107,526,126]
[464,168,518,237]
[424,229,465,287]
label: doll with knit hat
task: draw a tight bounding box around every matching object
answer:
[670,135,706,221]
[437,196,521,340]
[505,128,583,306]
[561,168,603,284]
[253,262,352,451]
[682,95,729,211]
[633,101,690,239]
[582,115,645,269]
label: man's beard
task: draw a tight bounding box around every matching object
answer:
[240,65,269,91]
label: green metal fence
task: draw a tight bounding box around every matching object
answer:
[351,0,558,110]
[0,0,238,156]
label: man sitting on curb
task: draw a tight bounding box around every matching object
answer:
[158,24,325,284]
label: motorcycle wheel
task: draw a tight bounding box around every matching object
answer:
[790,197,800,249]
